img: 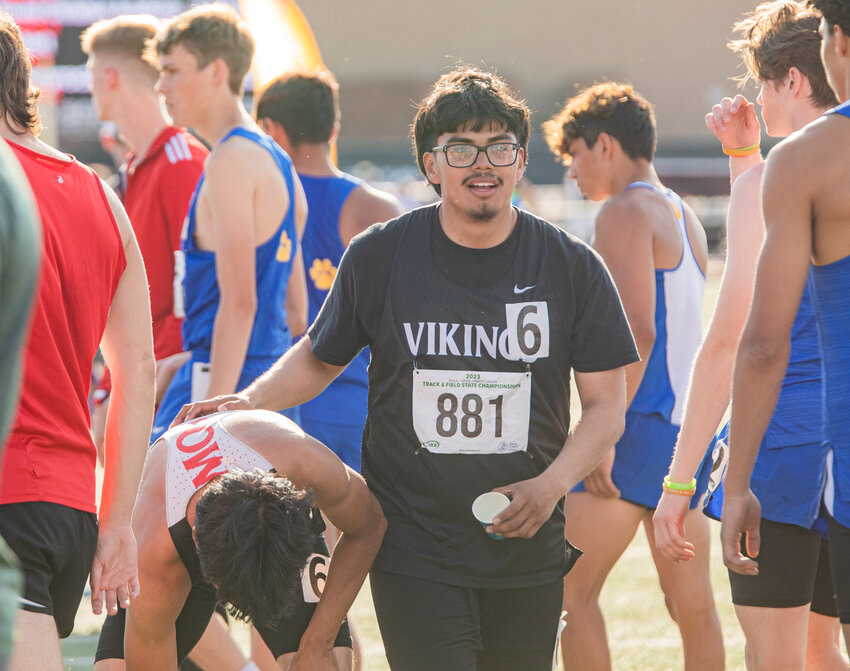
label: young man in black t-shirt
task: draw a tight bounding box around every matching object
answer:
[175,66,638,671]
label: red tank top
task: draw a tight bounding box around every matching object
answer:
[1,140,126,513]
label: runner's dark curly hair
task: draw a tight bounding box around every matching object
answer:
[194,469,319,626]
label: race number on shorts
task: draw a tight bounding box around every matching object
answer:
[412,369,531,454]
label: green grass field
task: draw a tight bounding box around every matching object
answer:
[61,526,746,670]
[53,257,817,670]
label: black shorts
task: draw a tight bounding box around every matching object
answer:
[95,536,352,663]
[728,517,823,609]
[811,538,839,617]
[0,501,98,638]
[828,517,850,623]
[370,568,564,671]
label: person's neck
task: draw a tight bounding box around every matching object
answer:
[791,103,831,133]
[438,202,517,249]
[611,160,659,196]
[112,92,168,167]
[196,98,256,146]
[290,143,338,177]
[0,123,69,160]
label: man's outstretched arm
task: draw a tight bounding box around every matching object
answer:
[95,184,156,615]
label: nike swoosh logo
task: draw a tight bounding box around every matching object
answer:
[513,284,535,294]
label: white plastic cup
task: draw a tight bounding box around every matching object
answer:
[472,492,511,540]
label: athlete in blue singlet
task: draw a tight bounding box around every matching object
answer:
[544,82,724,669]
[653,6,846,669]
[256,69,402,472]
[149,5,307,443]
[153,126,302,440]
[721,0,850,649]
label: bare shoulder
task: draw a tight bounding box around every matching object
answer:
[766,116,841,185]
[205,135,274,183]
[348,182,404,222]
[596,189,656,239]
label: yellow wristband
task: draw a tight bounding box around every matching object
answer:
[663,476,697,491]
[722,142,760,157]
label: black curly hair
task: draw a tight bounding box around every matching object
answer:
[194,469,319,626]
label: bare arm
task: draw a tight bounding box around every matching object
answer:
[203,145,261,397]
[489,366,627,539]
[286,174,309,338]
[581,201,655,497]
[284,437,386,669]
[722,140,813,574]
[653,165,766,561]
[93,184,156,616]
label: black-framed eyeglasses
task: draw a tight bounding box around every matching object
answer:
[431,142,520,168]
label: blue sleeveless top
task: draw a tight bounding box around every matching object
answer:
[705,271,825,527]
[811,101,850,525]
[178,127,297,361]
[624,182,705,426]
[298,173,369,424]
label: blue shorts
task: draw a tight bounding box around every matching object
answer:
[152,355,300,442]
[300,416,363,472]
[572,410,711,509]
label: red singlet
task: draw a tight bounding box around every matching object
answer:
[1,140,126,513]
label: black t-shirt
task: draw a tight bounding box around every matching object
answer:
[309,204,637,588]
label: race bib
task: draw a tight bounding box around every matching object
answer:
[412,369,531,454]
[190,361,211,402]
[173,249,186,318]
[301,552,329,603]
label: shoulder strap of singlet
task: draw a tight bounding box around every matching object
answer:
[827,100,850,118]
[624,181,696,269]
[185,127,296,244]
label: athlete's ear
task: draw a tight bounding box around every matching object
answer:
[515,146,527,180]
[423,150,440,186]
[328,121,341,145]
[838,24,850,58]
[209,57,228,88]
[262,118,292,153]
[786,67,803,96]
[105,65,119,91]
[596,132,614,159]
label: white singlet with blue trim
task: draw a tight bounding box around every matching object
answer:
[626,181,705,426]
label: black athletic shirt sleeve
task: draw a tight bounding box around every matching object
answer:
[565,244,638,372]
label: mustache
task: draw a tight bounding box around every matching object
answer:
[462,174,503,186]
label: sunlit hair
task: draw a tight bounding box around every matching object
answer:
[809,0,850,35]
[0,11,41,136]
[412,66,529,195]
[80,15,161,83]
[543,82,655,165]
[194,469,319,626]
[152,3,254,95]
[256,68,340,146]
[731,1,837,109]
